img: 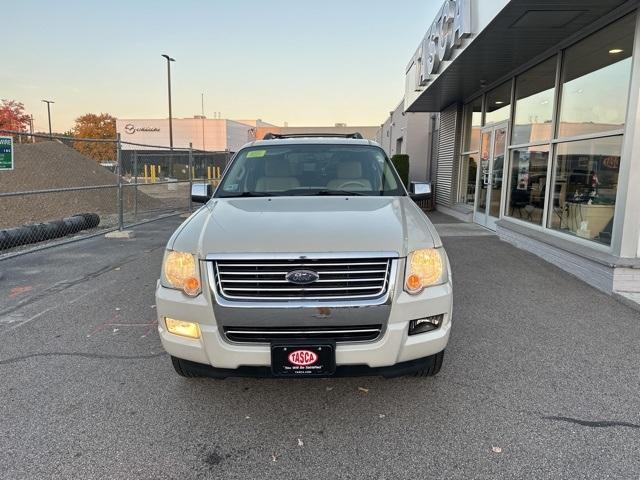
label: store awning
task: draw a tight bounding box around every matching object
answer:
[406,0,634,112]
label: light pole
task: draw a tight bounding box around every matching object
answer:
[42,99,54,138]
[161,54,175,176]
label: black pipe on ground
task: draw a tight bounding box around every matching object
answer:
[0,213,101,250]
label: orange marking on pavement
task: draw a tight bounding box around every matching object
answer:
[9,286,33,298]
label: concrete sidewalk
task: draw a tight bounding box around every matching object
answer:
[0,214,639,479]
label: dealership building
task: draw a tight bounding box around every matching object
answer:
[389,0,640,299]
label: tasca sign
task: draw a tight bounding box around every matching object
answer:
[0,136,13,171]
[414,0,471,87]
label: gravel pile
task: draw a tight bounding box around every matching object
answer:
[0,141,174,229]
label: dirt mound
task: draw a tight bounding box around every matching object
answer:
[0,141,178,229]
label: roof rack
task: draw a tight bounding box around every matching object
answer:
[262,132,364,140]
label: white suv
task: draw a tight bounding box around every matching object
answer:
[156,134,452,378]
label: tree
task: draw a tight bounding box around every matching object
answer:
[0,99,31,135]
[73,113,116,162]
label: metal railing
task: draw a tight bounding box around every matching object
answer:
[0,130,230,255]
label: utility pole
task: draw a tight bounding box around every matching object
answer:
[201,93,206,151]
[42,99,54,138]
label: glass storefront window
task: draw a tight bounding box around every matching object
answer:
[548,136,622,245]
[512,57,556,146]
[558,14,635,138]
[507,145,550,226]
[460,154,478,205]
[462,97,482,153]
[485,81,511,125]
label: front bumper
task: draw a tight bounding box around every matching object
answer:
[156,280,452,371]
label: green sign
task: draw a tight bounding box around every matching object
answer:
[0,136,13,170]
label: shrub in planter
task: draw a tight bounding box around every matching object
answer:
[391,154,410,188]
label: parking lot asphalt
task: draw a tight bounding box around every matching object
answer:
[1,213,639,479]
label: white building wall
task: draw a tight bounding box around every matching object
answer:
[225,120,257,152]
[116,118,255,152]
[377,101,433,182]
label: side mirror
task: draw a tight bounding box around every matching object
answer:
[191,183,213,203]
[410,181,432,201]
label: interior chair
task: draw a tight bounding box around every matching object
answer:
[326,161,372,191]
[255,157,300,192]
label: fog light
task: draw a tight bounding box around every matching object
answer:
[165,318,200,339]
[408,315,443,336]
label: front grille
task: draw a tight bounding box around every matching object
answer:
[212,257,393,301]
[224,325,382,343]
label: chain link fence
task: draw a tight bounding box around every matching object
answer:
[0,130,230,256]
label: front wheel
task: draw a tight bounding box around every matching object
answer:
[414,350,444,377]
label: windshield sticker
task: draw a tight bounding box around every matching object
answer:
[247,150,266,158]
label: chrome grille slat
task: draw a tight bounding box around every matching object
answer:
[223,286,384,292]
[223,325,383,343]
[212,256,393,301]
[218,269,388,275]
[220,277,386,284]
[218,262,389,267]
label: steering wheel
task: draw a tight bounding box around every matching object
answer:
[335,180,369,190]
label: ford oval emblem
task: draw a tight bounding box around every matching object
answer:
[285,269,319,285]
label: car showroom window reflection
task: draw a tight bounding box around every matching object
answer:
[558,14,635,138]
[548,137,622,245]
[512,56,557,146]
[507,146,549,226]
[485,81,511,125]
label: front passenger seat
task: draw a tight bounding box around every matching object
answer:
[255,158,300,192]
[326,161,372,191]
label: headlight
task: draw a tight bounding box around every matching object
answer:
[161,250,201,297]
[404,248,448,295]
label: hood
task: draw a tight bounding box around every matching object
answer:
[170,196,441,258]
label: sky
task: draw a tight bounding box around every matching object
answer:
[2,0,441,133]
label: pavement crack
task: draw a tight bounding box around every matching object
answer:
[544,415,640,429]
[0,351,166,366]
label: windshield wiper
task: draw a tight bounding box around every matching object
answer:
[311,189,367,197]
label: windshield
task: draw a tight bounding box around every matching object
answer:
[215,144,405,198]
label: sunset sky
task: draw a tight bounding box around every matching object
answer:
[3,0,441,132]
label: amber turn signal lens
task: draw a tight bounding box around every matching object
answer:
[405,273,423,293]
[183,276,201,296]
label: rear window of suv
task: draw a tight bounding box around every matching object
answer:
[216,144,405,197]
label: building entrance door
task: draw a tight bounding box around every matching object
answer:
[473,123,507,230]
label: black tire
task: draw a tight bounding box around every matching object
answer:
[171,356,200,378]
[414,350,444,377]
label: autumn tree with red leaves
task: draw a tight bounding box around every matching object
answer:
[0,99,31,134]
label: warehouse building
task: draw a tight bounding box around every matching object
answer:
[390,0,640,299]
[115,118,275,152]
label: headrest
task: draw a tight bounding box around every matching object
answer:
[264,157,292,177]
[337,161,362,179]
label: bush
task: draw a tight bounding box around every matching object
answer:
[391,154,410,188]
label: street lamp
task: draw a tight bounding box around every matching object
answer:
[42,99,54,139]
[161,54,175,150]
[161,54,175,177]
